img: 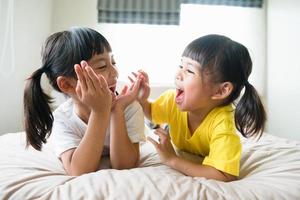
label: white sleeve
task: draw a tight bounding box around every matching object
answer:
[124,101,146,143]
[50,119,82,158]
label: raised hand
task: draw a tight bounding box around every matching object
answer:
[74,61,111,114]
[128,70,151,104]
[113,76,142,110]
[147,128,177,165]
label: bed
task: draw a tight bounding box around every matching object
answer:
[0,130,299,200]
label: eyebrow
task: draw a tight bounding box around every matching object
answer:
[182,60,196,67]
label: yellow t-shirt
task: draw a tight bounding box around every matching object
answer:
[151,90,241,176]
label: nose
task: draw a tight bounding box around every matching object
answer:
[175,68,183,81]
[110,64,119,79]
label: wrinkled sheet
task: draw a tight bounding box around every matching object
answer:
[0,132,299,200]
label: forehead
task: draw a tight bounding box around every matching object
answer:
[89,50,113,63]
[181,56,201,68]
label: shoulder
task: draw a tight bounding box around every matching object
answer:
[53,99,74,120]
[152,89,176,105]
[206,104,236,135]
[209,104,234,123]
[160,89,176,99]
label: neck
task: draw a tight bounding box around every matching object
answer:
[187,103,219,134]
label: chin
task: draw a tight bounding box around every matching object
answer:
[176,102,188,111]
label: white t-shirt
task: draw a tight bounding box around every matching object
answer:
[48,99,145,158]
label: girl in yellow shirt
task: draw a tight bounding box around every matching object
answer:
[132,34,266,182]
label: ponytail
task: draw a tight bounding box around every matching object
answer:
[235,82,266,138]
[23,68,53,151]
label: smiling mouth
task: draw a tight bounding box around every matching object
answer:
[175,88,184,104]
[108,83,117,94]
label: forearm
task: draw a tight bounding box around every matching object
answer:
[167,156,236,182]
[110,107,139,169]
[139,100,152,121]
[70,112,110,175]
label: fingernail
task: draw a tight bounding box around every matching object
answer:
[81,60,87,67]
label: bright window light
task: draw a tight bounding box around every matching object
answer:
[96,4,266,95]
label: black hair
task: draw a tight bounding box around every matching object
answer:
[182,34,266,138]
[23,27,112,150]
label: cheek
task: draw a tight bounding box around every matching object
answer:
[185,80,204,99]
[97,71,109,80]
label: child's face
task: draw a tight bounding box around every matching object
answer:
[87,49,119,94]
[174,57,215,111]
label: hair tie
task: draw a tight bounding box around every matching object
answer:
[244,80,250,86]
[31,67,45,80]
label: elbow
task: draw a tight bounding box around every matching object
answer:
[66,165,97,176]
[111,160,138,170]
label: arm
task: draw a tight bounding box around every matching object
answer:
[148,128,237,182]
[139,100,152,121]
[61,111,110,175]
[167,157,237,182]
[109,77,143,169]
[109,105,140,169]
[61,62,111,176]
[131,70,152,121]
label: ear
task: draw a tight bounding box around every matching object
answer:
[56,76,76,94]
[211,82,233,100]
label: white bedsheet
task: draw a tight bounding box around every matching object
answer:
[0,132,299,200]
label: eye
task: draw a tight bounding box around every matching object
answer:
[187,69,195,74]
[178,65,183,69]
[95,65,106,70]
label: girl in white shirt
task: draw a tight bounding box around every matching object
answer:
[23,27,145,176]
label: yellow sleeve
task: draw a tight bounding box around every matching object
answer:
[202,132,241,176]
[151,90,175,125]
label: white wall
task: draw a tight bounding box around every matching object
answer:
[0,0,52,135]
[52,0,97,32]
[266,0,300,140]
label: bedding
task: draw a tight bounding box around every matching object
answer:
[0,131,299,200]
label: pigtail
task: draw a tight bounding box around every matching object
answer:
[235,82,266,138]
[23,68,53,151]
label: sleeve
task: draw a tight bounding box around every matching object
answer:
[50,119,82,158]
[151,90,175,125]
[202,132,241,176]
[124,101,146,143]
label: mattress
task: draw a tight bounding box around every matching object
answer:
[0,131,299,200]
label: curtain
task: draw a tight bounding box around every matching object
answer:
[98,0,181,25]
[181,0,263,8]
[97,0,263,25]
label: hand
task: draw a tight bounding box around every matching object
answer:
[74,61,111,114]
[112,76,142,111]
[128,70,150,104]
[147,128,177,165]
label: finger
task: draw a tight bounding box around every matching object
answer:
[83,66,94,91]
[74,64,87,91]
[154,128,169,141]
[128,75,134,84]
[76,81,82,97]
[86,66,101,91]
[98,74,109,90]
[131,77,142,93]
[138,70,149,82]
[147,136,159,148]
[132,71,138,78]
[81,60,88,68]
[120,85,128,95]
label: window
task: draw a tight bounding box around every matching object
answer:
[96,4,266,95]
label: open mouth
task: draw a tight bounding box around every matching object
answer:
[108,86,116,93]
[175,88,184,104]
